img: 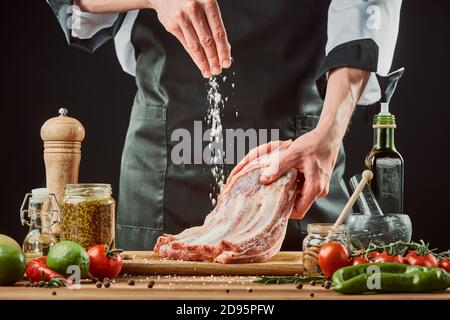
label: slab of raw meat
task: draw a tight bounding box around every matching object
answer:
[154,152,298,264]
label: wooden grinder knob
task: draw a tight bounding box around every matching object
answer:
[41,108,85,211]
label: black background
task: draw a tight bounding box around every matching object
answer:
[1,1,449,250]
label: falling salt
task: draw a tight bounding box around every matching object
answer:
[206,76,226,206]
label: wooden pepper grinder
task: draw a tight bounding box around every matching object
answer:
[40,108,85,237]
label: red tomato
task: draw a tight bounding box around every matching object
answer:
[367,251,381,260]
[25,257,71,284]
[351,257,370,265]
[318,242,350,278]
[373,251,403,264]
[87,244,123,281]
[439,258,450,273]
[405,251,439,267]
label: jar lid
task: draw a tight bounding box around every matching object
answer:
[41,108,85,142]
[64,183,112,198]
[307,223,346,234]
[31,188,51,202]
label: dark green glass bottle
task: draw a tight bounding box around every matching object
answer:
[365,114,404,213]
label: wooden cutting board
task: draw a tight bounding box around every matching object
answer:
[121,251,304,276]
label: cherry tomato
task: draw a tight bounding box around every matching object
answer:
[318,242,350,278]
[351,257,370,265]
[373,251,403,263]
[439,258,450,273]
[367,251,381,260]
[87,244,123,281]
[404,251,439,267]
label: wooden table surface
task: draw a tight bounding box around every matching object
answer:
[1,276,449,300]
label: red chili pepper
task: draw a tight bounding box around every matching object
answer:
[25,257,72,284]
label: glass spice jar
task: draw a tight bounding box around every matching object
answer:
[60,184,115,249]
[302,223,348,274]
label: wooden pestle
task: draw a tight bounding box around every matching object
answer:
[333,170,374,229]
[40,108,85,237]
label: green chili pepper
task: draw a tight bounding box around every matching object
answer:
[332,262,450,294]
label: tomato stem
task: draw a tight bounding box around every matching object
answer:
[349,240,441,258]
[104,238,124,259]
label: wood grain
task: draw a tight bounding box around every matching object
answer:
[121,251,305,276]
[41,112,85,237]
[1,277,449,300]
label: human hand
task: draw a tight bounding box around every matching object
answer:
[228,132,340,219]
[151,0,231,78]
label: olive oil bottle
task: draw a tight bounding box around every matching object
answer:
[365,111,404,213]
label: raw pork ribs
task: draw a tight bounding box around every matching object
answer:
[154,155,297,264]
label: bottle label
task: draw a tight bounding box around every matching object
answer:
[374,157,403,213]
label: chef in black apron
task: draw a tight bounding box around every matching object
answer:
[48,0,402,250]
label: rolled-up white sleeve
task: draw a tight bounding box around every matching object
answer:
[47,0,125,52]
[316,0,403,106]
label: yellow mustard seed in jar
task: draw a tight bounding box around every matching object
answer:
[60,184,115,249]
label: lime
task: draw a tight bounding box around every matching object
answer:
[0,234,21,251]
[0,244,26,286]
[47,241,90,278]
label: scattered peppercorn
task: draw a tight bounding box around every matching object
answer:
[310,293,315,298]
[128,279,135,286]
[226,289,230,293]
[38,281,46,288]
[96,281,103,288]
[324,281,332,290]
[295,283,303,290]
[104,282,111,288]
[103,277,111,283]
[52,291,57,296]
[92,277,99,284]
[247,288,253,293]
[147,281,155,289]
[310,280,316,286]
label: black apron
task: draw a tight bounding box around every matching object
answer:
[116,0,349,250]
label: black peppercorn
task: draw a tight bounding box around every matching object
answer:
[310,293,315,298]
[52,291,57,296]
[310,280,316,286]
[92,277,99,284]
[38,281,46,287]
[128,279,135,286]
[295,283,303,290]
[324,281,332,290]
[96,281,103,288]
[247,288,253,293]
[147,281,155,288]
[104,281,111,288]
